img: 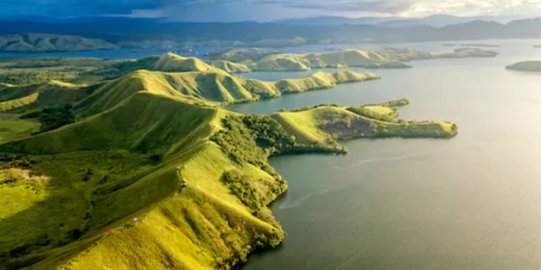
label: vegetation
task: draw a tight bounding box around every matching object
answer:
[21,105,76,132]
[210,60,252,73]
[505,61,541,72]
[212,47,499,71]
[0,33,118,52]
[347,99,409,122]
[0,116,40,144]
[0,52,458,270]
[0,58,120,85]
[0,81,88,113]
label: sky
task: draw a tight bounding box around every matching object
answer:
[1,0,540,22]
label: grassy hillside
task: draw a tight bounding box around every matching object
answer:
[0,114,40,144]
[0,58,121,85]
[272,100,457,148]
[213,47,498,71]
[210,60,252,73]
[0,81,88,112]
[0,93,286,270]
[75,69,379,116]
[0,33,118,52]
[86,53,230,80]
[0,53,458,270]
[0,93,457,270]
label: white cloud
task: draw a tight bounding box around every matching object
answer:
[131,0,541,21]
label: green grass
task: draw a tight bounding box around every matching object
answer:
[0,81,89,113]
[210,60,252,73]
[217,47,428,71]
[0,54,458,270]
[0,117,40,144]
[273,101,457,146]
[0,91,286,269]
[0,168,49,220]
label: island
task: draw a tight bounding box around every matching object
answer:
[506,61,541,72]
[0,52,457,270]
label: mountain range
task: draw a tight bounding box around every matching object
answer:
[0,16,539,51]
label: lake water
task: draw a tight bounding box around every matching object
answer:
[228,40,541,270]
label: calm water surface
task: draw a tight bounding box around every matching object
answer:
[229,40,541,270]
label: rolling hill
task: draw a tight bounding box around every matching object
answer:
[0,80,88,112]
[76,67,380,116]
[0,33,118,52]
[0,54,457,270]
[212,47,498,71]
[209,60,252,73]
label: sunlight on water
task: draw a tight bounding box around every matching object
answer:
[232,40,541,270]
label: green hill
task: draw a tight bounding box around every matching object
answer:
[0,94,285,269]
[213,47,498,71]
[0,33,118,52]
[91,53,230,80]
[76,69,379,116]
[0,81,88,112]
[0,54,457,270]
[271,101,457,147]
[209,60,252,73]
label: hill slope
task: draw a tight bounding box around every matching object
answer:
[0,92,287,270]
[0,33,118,52]
[213,47,498,71]
[0,80,88,112]
[0,60,456,270]
[76,69,379,116]
[90,53,230,80]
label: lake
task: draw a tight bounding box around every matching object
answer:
[228,40,541,270]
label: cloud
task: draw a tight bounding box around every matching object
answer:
[0,0,539,20]
[0,0,163,17]
[258,0,414,13]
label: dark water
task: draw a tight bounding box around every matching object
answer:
[229,40,541,270]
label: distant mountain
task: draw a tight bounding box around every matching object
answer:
[276,16,389,26]
[277,15,521,27]
[0,33,118,52]
[380,15,519,27]
[0,17,538,50]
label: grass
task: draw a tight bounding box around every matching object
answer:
[74,68,378,116]
[0,81,89,113]
[273,100,457,146]
[0,54,458,270]
[0,168,49,220]
[217,48,429,71]
[0,91,286,269]
[210,60,252,73]
[0,92,39,112]
[0,117,40,144]
[214,47,498,71]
